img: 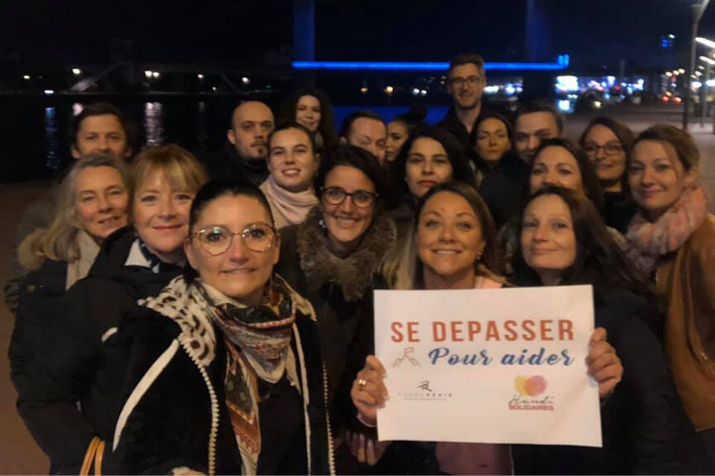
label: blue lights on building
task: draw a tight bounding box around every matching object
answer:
[293,55,570,72]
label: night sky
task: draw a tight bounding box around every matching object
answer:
[0,0,712,70]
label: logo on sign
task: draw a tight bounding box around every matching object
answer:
[509,376,555,411]
[393,347,420,368]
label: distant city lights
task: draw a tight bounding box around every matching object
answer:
[43,90,54,95]
[144,70,153,78]
[212,86,217,92]
[665,72,673,77]
[242,77,250,85]
[72,68,81,76]
[696,36,715,49]
[197,74,204,80]
[152,72,160,78]
[385,86,394,95]
[23,75,30,80]
[360,86,368,94]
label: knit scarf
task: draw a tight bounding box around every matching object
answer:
[260,175,318,229]
[623,184,709,274]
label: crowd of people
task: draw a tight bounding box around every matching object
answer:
[4,52,714,475]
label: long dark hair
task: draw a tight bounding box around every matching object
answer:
[579,116,635,193]
[526,138,604,211]
[277,87,338,150]
[512,186,656,301]
[391,125,477,206]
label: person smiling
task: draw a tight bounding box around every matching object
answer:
[472,111,527,228]
[10,155,130,459]
[356,184,627,474]
[15,145,207,474]
[276,145,397,473]
[510,187,691,474]
[259,122,320,229]
[390,125,477,239]
[579,116,637,233]
[112,180,332,474]
[622,125,715,471]
[277,87,338,153]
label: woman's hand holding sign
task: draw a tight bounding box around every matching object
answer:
[587,327,622,398]
[352,327,624,428]
[351,355,388,427]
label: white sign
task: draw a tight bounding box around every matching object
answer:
[374,285,602,447]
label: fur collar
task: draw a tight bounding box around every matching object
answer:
[297,207,396,302]
[139,275,315,368]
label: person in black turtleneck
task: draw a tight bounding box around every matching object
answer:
[472,111,528,229]
[579,116,638,234]
[14,145,207,474]
[200,101,274,186]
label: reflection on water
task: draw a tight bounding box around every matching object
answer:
[144,102,165,146]
[44,107,62,173]
[197,101,208,150]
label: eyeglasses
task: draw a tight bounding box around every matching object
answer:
[583,143,624,157]
[191,223,277,255]
[449,75,483,88]
[320,186,378,208]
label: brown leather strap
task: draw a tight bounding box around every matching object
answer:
[94,440,105,475]
[80,437,101,476]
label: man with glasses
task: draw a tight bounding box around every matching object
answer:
[201,101,275,185]
[438,54,489,148]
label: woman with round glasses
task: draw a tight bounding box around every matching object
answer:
[112,180,332,474]
[579,117,637,233]
[276,145,404,472]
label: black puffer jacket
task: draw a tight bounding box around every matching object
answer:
[15,227,181,474]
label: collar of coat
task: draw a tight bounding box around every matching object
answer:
[297,206,396,302]
[139,275,315,368]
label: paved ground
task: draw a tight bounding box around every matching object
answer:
[0,104,713,474]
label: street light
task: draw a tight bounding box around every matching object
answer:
[697,36,715,48]
[72,68,81,76]
[684,0,712,130]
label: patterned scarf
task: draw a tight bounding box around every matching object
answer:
[623,184,709,274]
[199,276,298,475]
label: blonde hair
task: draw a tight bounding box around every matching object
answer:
[130,144,208,199]
[21,154,130,269]
[382,182,504,290]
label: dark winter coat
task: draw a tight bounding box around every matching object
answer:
[276,207,396,427]
[14,227,181,474]
[602,190,638,234]
[199,143,269,186]
[110,277,334,475]
[512,286,692,475]
[477,152,528,229]
[10,258,68,417]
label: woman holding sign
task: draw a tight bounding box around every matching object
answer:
[355,183,626,475]
[622,125,715,472]
[511,187,690,474]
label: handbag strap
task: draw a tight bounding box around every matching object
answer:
[94,440,105,475]
[80,437,101,476]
